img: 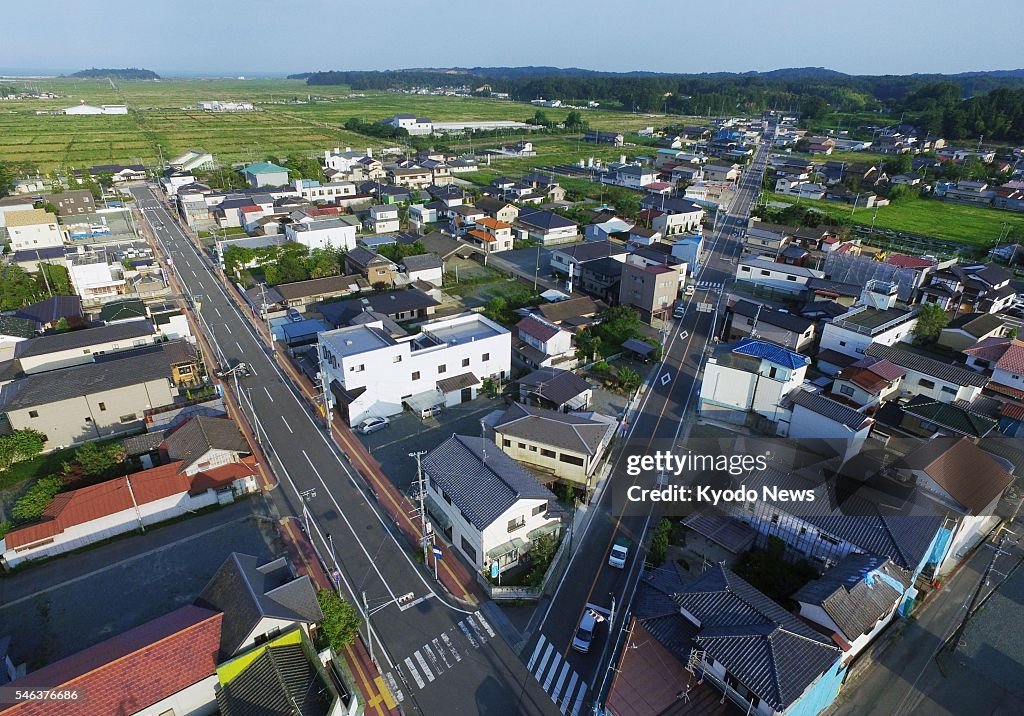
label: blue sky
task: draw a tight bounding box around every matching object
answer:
[3,0,1023,77]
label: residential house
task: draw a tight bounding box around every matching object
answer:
[639,196,705,236]
[294,179,356,203]
[286,218,359,252]
[865,343,987,403]
[0,343,186,449]
[14,320,157,374]
[938,313,1006,352]
[518,367,593,412]
[344,246,399,288]
[618,255,681,323]
[635,564,844,716]
[162,416,250,476]
[514,314,575,369]
[422,435,559,574]
[819,304,917,362]
[671,233,704,274]
[735,257,824,295]
[241,162,289,188]
[12,295,83,332]
[150,303,193,343]
[831,356,906,408]
[401,254,444,286]
[550,240,628,283]
[958,263,1016,314]
[536,296,604,331]
[703,163,741,182]
[475,197,519,224]
[449,203,486,234]
[515,208,578,246]
[894,394,999,441]
[786,388,874,462]
[743,221,794,258]
[895,437,1013,576]
[41,189,95,216]
[0,605,224,716]
[583,130,624,146]
[274,274,362,310]
[585,215,634,242]
[603,163,658,190]
[5,209,62,252]
[318,313,510,424]
[699,338,810,432]
[82,164,147,182]
[1,458,258,567]
[727,299,816,352]
[793,554,912,664]
[492,403,615,487]
[963,336,1024,400]
[98,297,147,324]
[466,217,514,253]
[367,204,400,233]
[0,317,37,362]
[389,166,432,187]
[318,288,440,327]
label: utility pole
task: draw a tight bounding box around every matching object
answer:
[125,475,145,533]
[410,451,429,564]
[945,530,1012,654]
[363,591,374,664]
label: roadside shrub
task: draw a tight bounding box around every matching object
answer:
[11,475,64,521]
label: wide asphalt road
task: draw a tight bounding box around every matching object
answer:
[132,186,558,716]
[519,128,775,715]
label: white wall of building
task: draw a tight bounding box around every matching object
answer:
[9,220,63,251]
[285,222,357,252]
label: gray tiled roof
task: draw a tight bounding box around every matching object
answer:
[518,367,593,407]
[0,316,37,340]
[673,565,840,711]
[197,553,322,659]
[401,254,443,272]
[217,640,332,716]
[14,320,155,358]
[493,403,614,456]
[422,435,555,530]
[732,299,813,334]
[788,388,872,430]
[792,554,910,640]
[865,343,987,387]
[163,416,249,471]
[0,343,178,412]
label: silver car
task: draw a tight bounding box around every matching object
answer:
[357,417,390,435]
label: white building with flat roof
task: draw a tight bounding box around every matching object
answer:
[319,313,511,424]
[285,218,357,251]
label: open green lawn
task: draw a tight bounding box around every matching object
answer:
[0,78,683,170]
[763,192,1024,246]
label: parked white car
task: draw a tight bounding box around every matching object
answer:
[357,416,390,435]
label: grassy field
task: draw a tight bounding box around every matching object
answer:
[763,191,1024,246]
[0,78,677,170]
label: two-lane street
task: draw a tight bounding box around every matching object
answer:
[132,186,559,716]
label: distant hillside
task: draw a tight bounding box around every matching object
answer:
[66,68,160,80]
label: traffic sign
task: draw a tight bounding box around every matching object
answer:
[490,562,499,579]
[432,546,443,560]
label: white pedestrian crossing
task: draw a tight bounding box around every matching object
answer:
[383,611,491,696]
[695,280,724,290]
[526,634,590,715]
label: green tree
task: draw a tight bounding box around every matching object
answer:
[531,109,551,127]
[0,160,16,198]
[304,248,341,279]
[594,305,643,350]
[564,110,587,130]
[53,317,70,333]
[73,441,127,477]
[0,265,42,310]
[617,366,641,394]
[315,589,361,651]
[38,263,71,295]
[34,201,59,215]
[95,172,115,190]
[885,154,913,175]
[0,429,47,470]
[912,303,950,343]
[648,518,673,567]
[526,532,559,587]
[573,328,600,363]
[11,475,64,521]
[264,250,310,285]
[284,154,324,181]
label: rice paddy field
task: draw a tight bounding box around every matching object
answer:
[0,77,673,171]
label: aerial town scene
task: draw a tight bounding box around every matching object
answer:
[1,2,1023,715]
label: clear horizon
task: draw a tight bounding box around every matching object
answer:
[3,0,1023,77]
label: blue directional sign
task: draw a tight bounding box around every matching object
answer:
[432,546,443,560]
[490,561,499,579]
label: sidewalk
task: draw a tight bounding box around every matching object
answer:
[279,517,400,716]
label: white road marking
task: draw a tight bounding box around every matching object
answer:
[571,682,587,716]
[559,672,579,714]
[441,633,462,662]
[235,341,243,353]
[215,307,222,317]
[534,642,554,679]
[527,635,546,671]
[466,614,488,644]
[551,662,571,702]
[431,638,452,668]
[542,651,561,690]
[414,650,434,682]
[421,643,443,675]
[384,672,405,703]
[264,386,274,402]
[457,619,479,649]
[403,657,424,689]
[223,322,233,334]
[475,611,496,638]
[281,416,294,433]
[660,372,672,386]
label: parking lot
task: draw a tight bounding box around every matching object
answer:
[0,498,281,669]
[495,245,555,279]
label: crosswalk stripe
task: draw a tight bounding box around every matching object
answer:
[527,635,547,671]
[422,643,443,676]
[414,650,435,682]
[404,657,424,689]
[467,615,489,645]
[550,662,571,702]
[441,632,462,662]
[559,672,579,714]
[542,651,562,690]
[534,643,554,680]
[384,672,405,703]
[570,681,588,716]
[432,638,452,668]
[475,611,497,638]
[458,619,479,649]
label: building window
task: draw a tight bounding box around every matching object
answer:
[462,358,470,368]
[28,410,39,418]
[393,355,402,363]
[502,439,511,447]
[840,385,855,397]
[507,517,526,532]
[918,378,936,389]
[352,364,365,372]
[120,414,137,423]
[529,445,538,452]
[517,442,526,449]
[412,371,421,381]
[818,532,841,546]
[540,448,556,458]
[460,537,477,562]
[838,340,847,347]
[559,453,585,467]
[98,402,107,411]
[940,386,957,395]
[438,364,447,374]
[532,504,546,516]
[760,270,770,276]
[442,491,452,505]
[482,353,490,362]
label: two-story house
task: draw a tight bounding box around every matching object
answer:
[831,356,906,408]
[727,299,816,351]
[618,255,681,323]
[514,314,575,369]
[515,208,578,246]
[344,246,399,288]
[963,336,1024,399]
[366,204,400,233]
[466,217,514,253]
[865,343,987,403]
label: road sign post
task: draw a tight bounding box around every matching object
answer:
[433,546,442,580]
